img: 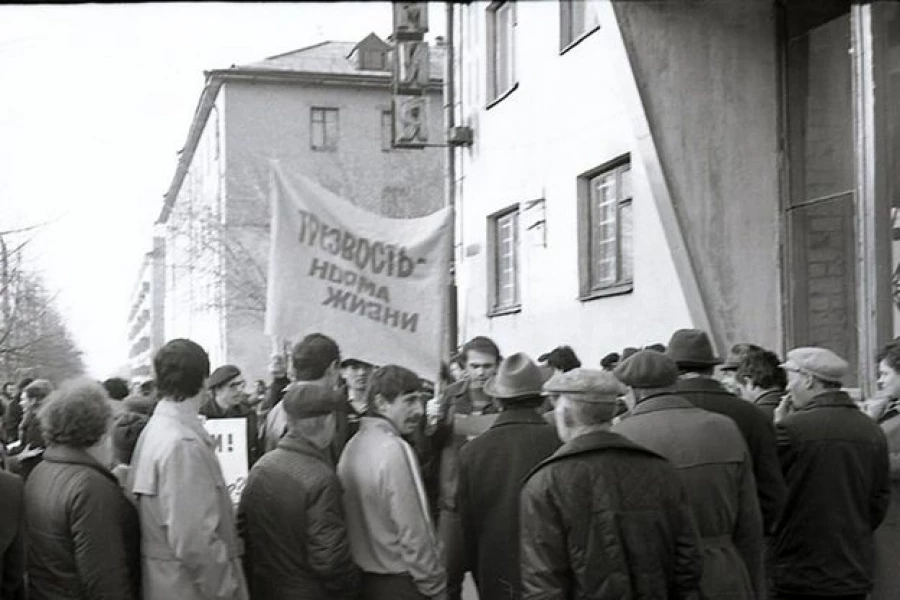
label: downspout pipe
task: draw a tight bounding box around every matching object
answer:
[444,1,458,359]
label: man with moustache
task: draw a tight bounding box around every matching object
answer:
[338,365,445,600]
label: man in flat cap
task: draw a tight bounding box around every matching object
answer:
[769,347,889,600]
[446,353,560,600]
[238,382,360,600]
[612,350,764,599]
[667,328,786,534]
[201,364,261,467]
[520,366,702,599]
[537,345,582,374]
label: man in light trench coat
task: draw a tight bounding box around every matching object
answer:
[128,338,249,600]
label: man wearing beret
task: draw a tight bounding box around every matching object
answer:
[770,347,890,600]
[520,366,702,599]
[201,364,261,466]
[612,350,764,599]
[238,382,360,600]
[447,353,560,600]
[667,329,786,534]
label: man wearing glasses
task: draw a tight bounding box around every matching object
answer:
[202,365,261,467]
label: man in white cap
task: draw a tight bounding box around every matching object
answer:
[771,347,890,600]
[446,352,560,600]
[520,367,701,599]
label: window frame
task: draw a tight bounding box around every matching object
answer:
[486,0,518,107]
[487,204,522,316]
[577,156,634,300]
[559,0,601,54]
[310,107,339,152]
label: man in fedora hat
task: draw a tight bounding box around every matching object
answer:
[770,347,889,600]
[521,366,702,599]
[446,353,560,600]
[612,350,764,599]
[667,328,786,534]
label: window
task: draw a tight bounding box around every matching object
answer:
[560,0,600,50]
[487,1,516,103]
[578,159,633,298]
[310,107,338,151]
[361,49,386,71]
[488,206,521,314]
[381,109,393,151]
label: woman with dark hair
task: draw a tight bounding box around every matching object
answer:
[873,341,900,599]
[24,378,140,600]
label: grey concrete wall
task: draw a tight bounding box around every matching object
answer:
[220,80,446,381]
[614,0,782,352]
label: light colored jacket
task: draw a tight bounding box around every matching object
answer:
[128,399,249,600]
[337,416,446,598]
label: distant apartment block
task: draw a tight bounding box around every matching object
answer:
[127,236,166,380]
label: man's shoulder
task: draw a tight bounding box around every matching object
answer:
[252,448,334,484]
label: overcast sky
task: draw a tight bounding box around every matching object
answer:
[0,2,446,379]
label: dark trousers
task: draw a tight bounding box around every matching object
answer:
[773,594,867,600]
[362,573,428,600]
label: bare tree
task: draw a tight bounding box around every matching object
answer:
[0,235,85,383]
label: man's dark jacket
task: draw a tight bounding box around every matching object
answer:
[24,445,141,600]
[237,433,360,600]
[675,377,786,532]
[772,390,890,596]
[0,470,25,600]
[449,408,560,600]
[200,395,261,467]
[753,390,781,422]
[520,430,702,599]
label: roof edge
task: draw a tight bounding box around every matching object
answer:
[155,75,223,225]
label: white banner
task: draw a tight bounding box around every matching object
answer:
[203,417,248,505]
[264,163,451,378]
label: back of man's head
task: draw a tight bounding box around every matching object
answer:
[736,349,786,391]
[291,333,341,381]
[102,377,131,401]
[139,379,156,397]
[153,338,210,402]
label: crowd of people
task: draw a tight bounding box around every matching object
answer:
[0,327,898,600]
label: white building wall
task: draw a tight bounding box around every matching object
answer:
[163,95,226,366]
[454,0,694,365]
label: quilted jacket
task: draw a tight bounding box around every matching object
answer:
[520,430,702,600]
[237,433,360,600]
[25,445,141,600]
